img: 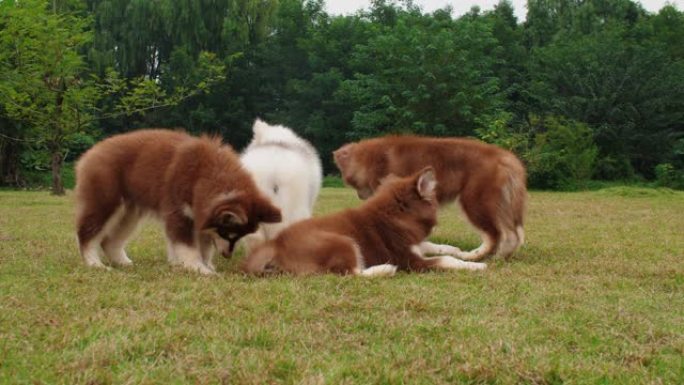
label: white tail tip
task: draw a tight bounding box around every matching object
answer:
[252,118,269,135]
[360,264,397,277]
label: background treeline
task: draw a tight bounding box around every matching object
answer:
[1,0,683,193]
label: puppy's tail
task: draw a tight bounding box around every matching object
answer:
[241,242,277,275]
[251,118,270,143]
[497,154,528,257]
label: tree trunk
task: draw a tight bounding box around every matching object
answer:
[50,149,64,195]
[0,137,21,187]
[51,75,66,195]
[0,138,6,185]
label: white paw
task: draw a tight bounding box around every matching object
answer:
[86,262,112,271]
[84,259,109,269]
[360,264,397,277]
[464,261,487,271]
[434,244,462,255]
[179,260,216,275]
[436,256,487,271]
[110,255,133,267]
[417,242,463,256]
[194,264,217,275]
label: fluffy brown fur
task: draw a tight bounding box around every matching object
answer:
[75,129,281,275]
[334,135,527,261]
[242,168,486,276]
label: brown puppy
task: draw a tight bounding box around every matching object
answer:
[334,135,527,261]
[242,168,486,276]
[75,129,281,275]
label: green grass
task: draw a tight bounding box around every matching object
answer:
[1,187,683,384]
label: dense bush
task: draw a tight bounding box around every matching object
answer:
[655,163,684,189]
[525,116,598,189]
[478,114,599,190]
[592,155,636,181]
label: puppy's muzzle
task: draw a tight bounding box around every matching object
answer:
[357,188,372,200]
[213,237,233,259]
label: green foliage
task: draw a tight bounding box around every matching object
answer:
[654,163,684,189]
[340,5,503,138]
[593,155,636,181]
[96,51,225,119]
[477,113,600,190]
[63,131,97,162]
[0,0,97,194]
[0,0,225,192]
[475,111,529,154]
[0,0,96,137]
[19,147,51,172]
[20,162,76,189]
[525,116,599,190]
[527,5,684,179]
[2,0,684,189]
[17,133,92,186]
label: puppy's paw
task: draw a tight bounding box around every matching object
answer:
[417,241,462,256]
[111,257,133,267]
[360,264,397,277]
[180,262,216,276]
[197,266,217,276]
[434,244,462,255]
[464,261,487,271]
[435,256,487,271]
[85,260,111,270]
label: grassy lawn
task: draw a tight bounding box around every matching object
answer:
[0,187,682,384]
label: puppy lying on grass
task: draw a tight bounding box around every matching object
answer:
[242,167,486,276]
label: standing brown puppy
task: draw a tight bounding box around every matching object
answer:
[334,135,527,261]
[75,129,281,275]
[242,168,486,276]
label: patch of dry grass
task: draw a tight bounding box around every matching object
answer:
[0,188,682,384]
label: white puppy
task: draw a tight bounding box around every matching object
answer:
[240,118,323,251]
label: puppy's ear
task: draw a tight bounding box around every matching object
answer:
[199,204,247,231]
[333,143,356,170]
[218,209,247,227]
[416,167,437,200]
[255,197,282,224]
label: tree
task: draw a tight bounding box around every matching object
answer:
[0,0,225,194]
[2,0,683,189]
[339,4,503,139]
[264,0,365,172]
[0,116,23,185]
[485,1,529,125]
[0,0,97,194]
[528,13,684,178]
